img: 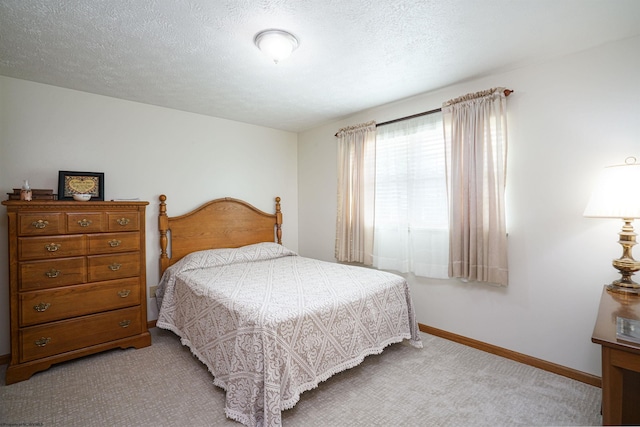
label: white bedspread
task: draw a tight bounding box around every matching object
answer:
[156,243,422,427]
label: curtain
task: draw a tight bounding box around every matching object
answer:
[442,88,509,286]
[372,112,449,278]
[335,121,376,264]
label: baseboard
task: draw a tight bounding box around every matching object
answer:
[418,323,602,388]
[147,319,157,329]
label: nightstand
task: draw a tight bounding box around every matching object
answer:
[591,286,640,425]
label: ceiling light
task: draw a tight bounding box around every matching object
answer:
[254,29,299,64]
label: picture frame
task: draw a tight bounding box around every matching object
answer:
[58,171,105,201]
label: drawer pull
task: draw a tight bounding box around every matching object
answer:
[32,220,49,229]
[118,289,131,298]
[116,217,131,226]
[109,263,122,271]
[119,320,131,328]
[108,239,122,247]
[45,243,61,252]
[33,302,51,312]
[45,269,60,278]
[78,218,92,227]
[35,337,51,347]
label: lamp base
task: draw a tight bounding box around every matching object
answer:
[607,281,640,296]
[609,219,640,296]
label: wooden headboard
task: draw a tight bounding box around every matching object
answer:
[158,195,282,275]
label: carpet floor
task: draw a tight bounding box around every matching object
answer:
[0,327,602,426]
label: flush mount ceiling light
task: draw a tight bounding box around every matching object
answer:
[254,29,299,64]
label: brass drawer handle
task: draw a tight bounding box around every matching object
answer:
[32,220,49,229]
[34,302,51,312]
[109,263,122,271]
[78,218,92,227]
[108,239,121,247]
[35,337,51,347]
[118,289,131,298]
[119,320,131,328]
[116,218,130,226]
[45,243,61,252]
[45,269,60,278]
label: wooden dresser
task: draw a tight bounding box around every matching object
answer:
[1,200,151,384]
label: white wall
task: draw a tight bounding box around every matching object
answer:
[298,35,640,377]
[0,76,299,356]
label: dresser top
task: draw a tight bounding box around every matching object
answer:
[2,200,149,208]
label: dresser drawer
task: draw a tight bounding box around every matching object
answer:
[19,306,142,363]
[87,232,140,255]
[67,212,104,233]
[88,253,140,282]
[107,212,140,231]
[19,235,86,260]
[19,278,141,326]
[18,213,63,236]
[19,258,86,291]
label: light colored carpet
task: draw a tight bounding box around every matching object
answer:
[1,328,601,426]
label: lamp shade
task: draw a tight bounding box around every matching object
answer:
[584,158,640,219]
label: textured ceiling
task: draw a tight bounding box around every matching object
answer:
[1,0,639,132]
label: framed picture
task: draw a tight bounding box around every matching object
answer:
[58,171,104,201]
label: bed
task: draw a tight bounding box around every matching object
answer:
[155,195,422,427]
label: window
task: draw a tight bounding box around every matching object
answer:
[371,112,449,279]
[336,89,509,285]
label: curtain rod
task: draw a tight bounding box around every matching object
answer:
[376,107,442,127]
[335,89,513,137]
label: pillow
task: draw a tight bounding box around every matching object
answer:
[176,242,297,273]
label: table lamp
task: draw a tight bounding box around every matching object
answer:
[584,157,640,295]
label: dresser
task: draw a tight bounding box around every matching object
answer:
[2,200,151,384]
